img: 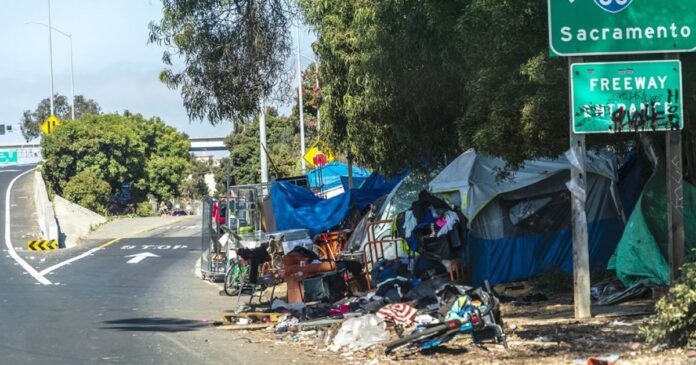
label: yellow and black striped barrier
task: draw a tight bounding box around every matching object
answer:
[27,240,59,251]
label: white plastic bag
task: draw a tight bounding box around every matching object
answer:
[330,314,390,352]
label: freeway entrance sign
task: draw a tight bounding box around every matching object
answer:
[548,0,696,56]
[0,150,18,164]
[571,60,683,134]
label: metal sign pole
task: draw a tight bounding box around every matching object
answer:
[665,54,685,281]
[568,56,591,319]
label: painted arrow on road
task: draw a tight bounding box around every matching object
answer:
[125,252,159,264]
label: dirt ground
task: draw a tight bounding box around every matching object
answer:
[215,289,690,364]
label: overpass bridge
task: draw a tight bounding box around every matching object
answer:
[0,136,228,165]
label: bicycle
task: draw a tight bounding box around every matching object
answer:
[385,281,506,354]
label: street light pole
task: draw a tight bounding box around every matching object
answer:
[47,0,55,116]
[295,23,306,173]
[299,53,320,132]
[68,33,75,120]
[27,21,74,119]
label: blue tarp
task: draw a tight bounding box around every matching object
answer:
[271,172,407,235]
[469,218,624,285]
[307,162,371,190]
[271,182,352,236]
[351,172,408,211]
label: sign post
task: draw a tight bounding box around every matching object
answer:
[568,57,591,320]
[550,0,690,319]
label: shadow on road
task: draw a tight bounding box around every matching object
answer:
[100,317,210,332]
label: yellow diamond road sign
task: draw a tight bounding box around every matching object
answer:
[41,115,61,135]
[303,139,335,168]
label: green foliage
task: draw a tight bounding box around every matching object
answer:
[20,94,101,142]
[300,0,696,177]
[180,158,212,200]
[61,168,112,216]
[41,113,191,214]
[149,0,294,123]
[218,106,315,188]
[641,261,696,348]
[136,201,155,217]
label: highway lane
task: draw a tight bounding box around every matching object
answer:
[0,166,297,364]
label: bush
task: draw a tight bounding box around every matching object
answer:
[136,201,154,217]
[641,261,696,348]
[62,169,112,216]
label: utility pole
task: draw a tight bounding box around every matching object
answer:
[47,0,55,116]
[259,100,268,184]
[568,56,591,319]
[296,23,306,173]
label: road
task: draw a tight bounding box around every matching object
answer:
[0,165,302,365]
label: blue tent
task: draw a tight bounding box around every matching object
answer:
[429,149,635,285]
[307,162,371,190]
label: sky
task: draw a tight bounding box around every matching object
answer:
[0,0,316,144]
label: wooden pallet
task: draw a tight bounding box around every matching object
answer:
[222,311,283,324]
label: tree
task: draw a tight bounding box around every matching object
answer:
[62,168,112,216]
[222,106,309,185]
[41,113,192,214]
[131,114,192,202]
[180,158,213,200]
[20,94,101,142]
[149,0,294,124]
[299,0,466,174]
[300,0,696,181]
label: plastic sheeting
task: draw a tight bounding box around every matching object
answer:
[270,182,352,236]
[608,170,696,287]
[307,162,371,190]
[271,173,406,236]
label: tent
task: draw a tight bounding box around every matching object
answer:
[608,170,696,287]
[428,149,626,285]
[348,169,442,253]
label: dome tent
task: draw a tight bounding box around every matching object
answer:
[429,149,625,285]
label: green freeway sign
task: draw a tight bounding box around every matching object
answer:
[571,60,683,134]
[0,150,18,164]
[548,0,696,56]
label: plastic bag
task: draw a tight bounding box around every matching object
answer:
[330,314,390,352]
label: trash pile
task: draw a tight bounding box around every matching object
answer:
[221,279,506,356]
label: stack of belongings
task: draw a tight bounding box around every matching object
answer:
[393,190,468,281]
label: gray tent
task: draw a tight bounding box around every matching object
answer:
[428,149,625,285]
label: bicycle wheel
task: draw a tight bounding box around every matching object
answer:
[384,323,448,354]
[224,263,247,296]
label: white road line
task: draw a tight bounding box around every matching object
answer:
[38,245,104,276]
[4,168,52,285]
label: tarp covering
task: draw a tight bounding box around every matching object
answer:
[608,170,696,287]
[271,182,352,236]
[307,162,371,190]
[351,172,408,211]
[271,172,406,236]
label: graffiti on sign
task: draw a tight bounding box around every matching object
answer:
[571,60,683,134]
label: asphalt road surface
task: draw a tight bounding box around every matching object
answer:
[0,165,301,365]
